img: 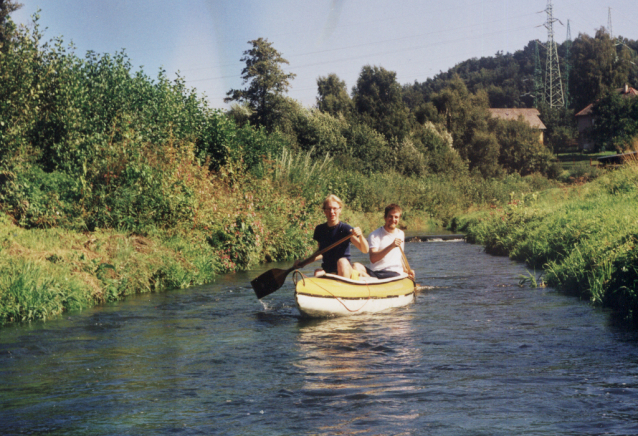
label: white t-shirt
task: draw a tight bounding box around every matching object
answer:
[368,226,405,273]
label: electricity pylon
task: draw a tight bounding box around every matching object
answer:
[563,20,572,108]
[542,0,565,108]
[533,40,543,108]
[608,7,613,39]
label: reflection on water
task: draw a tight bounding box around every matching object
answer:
[1,240,638,435]
[296,314,420,391]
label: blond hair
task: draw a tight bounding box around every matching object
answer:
[322,194,343,209]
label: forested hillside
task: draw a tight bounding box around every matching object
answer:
[402,30,638,153]
[403,32,638,112]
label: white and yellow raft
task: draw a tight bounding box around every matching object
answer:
[293,272,416,318]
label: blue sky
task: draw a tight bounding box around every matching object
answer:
[11,0,638,109]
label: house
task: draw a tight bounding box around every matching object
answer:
[488,108,547,143]
[575,84,638,151]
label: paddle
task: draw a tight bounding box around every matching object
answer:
[251,232,354,299]
[399,246,414,279]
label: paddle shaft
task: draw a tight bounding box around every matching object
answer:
[297,232,355,269]
[399,246,413,275]
[250,231,356,299]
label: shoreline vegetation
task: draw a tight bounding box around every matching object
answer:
[1,11,637,326]
[452,159,638,328]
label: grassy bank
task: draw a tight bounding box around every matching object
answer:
[452,161,638,326]
[0,142,565,326]
[0,171,323,324]
[0,192,435,325]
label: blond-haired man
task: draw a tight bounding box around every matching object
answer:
[298,194,369,278]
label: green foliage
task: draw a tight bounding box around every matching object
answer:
[492,117,559,176]
[454,162,638,326]
[352,65,411,142]
[341,121,394,174]
[569,28,635,112]
[0,260,88,325]
[0,166,82,228]
[538,104,577,153]
[224,37,296,131]
[290,108,349,157]
[519,269,544,288]
[403,44,539,111]
[430,76,501,176]
[558,161,604,183]
[428,77,560,178]
[317,73,353,117]
[591,91,638,152]
[0,0,21,48]
[196,110,286,173]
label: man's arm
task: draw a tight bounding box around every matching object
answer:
[350,227,369,253]
[369,237,402,263]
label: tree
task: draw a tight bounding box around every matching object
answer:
[591,91,638,152]
[352,65,411,142]
[316,73,352,117]
[0,0,22,49]
[431,77,488,147]
[225,38,295,131]
[538,103,577,153]
[569,29,632,112]
[492,117,558,176]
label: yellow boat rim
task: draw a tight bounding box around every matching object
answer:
[293,271,416,317]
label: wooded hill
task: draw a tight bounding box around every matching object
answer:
[402,30,638,114]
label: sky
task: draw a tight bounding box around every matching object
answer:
[11,0,638,109]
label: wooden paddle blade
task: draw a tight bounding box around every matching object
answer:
[251,268,291,299]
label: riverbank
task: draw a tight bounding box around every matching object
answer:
[452,160,638,327]
[0,200,436,326]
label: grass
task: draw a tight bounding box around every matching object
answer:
[452,160,638,326]
[0,215,220,324]
[556,151,616,169]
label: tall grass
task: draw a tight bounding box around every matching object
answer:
[453,160,638,326]
[0,261,88,323]
[269,147,559,225]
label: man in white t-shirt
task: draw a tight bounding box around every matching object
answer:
[366,204,415,280]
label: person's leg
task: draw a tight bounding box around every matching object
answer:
[353,262,370,277]
[337,258,352,278]
[314,269,326,277]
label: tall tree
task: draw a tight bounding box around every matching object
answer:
[352,65,410,142]
[0,0,22,49]
[431,76,503,177]
[316,73,352,117]
[225,38,295,131]
[591,91,638,152]
[569,28,632,112]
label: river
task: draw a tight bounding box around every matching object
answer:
[1,239,638,435]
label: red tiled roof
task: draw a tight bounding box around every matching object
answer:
[575,103,594,117]
[575,86,637,117]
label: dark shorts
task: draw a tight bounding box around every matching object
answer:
[322,257,352,275]
[365,267,401,279]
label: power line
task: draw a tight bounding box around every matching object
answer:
[186,23,535,85]
[177,11,537,76]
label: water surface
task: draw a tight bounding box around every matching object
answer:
[1,241,637,435]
